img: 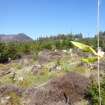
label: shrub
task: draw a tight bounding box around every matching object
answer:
[0,43,21,63]
[87,77,105,105]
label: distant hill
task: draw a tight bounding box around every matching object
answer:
[0,33,33,42]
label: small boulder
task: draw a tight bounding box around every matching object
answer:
[31,64,42,75]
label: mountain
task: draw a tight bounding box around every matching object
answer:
[0,33,33,42]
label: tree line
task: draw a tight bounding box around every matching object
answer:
[0,32,105,63]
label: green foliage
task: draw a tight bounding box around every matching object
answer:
[0,34,73,63]
[61,62,72,72]
[71,40,105,105]
[87,77,105,105]
[0,32,105,63]
[0,43,21,63]
[71,41,104,64]
[81,57,98,64]
[71,41,97,55]
[8,92,22,105]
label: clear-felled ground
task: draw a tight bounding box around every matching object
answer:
[0,49,105,105]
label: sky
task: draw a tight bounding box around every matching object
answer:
[0,0,105,39]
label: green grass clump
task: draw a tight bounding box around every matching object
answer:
[7,92,22,105]
[0,74,14,85]
[87,76,105,105]
[74,66,88,73]
[17,69,57,88]
[11,63,23,70]
[61,62,72,73]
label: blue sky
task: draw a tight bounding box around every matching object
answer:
[0,0,105,39]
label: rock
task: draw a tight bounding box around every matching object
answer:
[31,64,42,75]
[62,50,67,53]
[49,64,61,72]
[89,60,105,71]
[56,66,62,71]
[0,96,11,105]
[18,76,24,82]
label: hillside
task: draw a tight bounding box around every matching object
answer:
[0,33,105,105]
[0,33,33,42]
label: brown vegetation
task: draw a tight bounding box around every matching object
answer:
[23,72,90,105]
